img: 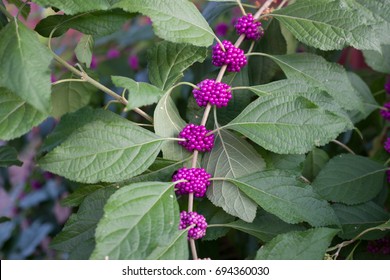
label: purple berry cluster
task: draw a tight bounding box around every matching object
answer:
[380,102,390,121]
[385,138,390,153]
[235,13,264,40]
[193,79,232,108]
[367,237,390,255]
[212,40,247,72]
[173,167,211,197]
[179,211,208,240]
[178,124,214,152]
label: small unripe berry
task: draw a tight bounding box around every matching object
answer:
[178,124,214,152]
[193,79,232,108]
[179,211,207,240]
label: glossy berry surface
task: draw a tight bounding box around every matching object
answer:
[380,102,390,121]
[172,167,211,197]
[212,40,247,72]
[178,124,214,152]
[179,211,207,240]
[235,13,264,40]
[193,79,232,108]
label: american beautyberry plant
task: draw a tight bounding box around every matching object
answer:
[1,0,390,260]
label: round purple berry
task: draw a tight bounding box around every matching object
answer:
[179,211,207,240]
[212,40,247,72]
[235,13,264,41]
[380,102,390,121]
[385,138,390,153]
[193,79,232,108]
[178,124,214,152]
[172,167,211,197]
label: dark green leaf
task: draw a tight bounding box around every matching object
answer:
[266,153,305,172]
[0,145,22,167]
[91,182,188,260]
[255,228,339,260]
[32,0,114,15]
[7,0,31,20]
[61,185,104,208]
[0,217,11,223]
[312,154,386,205]
[302,148,329,182]
[363,44,390,74]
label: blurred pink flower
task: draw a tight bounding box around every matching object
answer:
[128,55,139,70]
[107,48,121,59]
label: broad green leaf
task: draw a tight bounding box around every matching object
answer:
[39,109,165,183]
[203,129,265,222]
[312,154,386,205]
[363,44,390,74]
[114,0,216,47]
[332,202,390,240]
[229,170,339,226]
[226,91,352,154]
[0,145,22,167]
[0,19,52,113]
[32,0,114,14]
[51,74,96,118]
[154,91,191,161]
[75,35,94,68]
[51,188,115,259]
[35,9,132,38]
[148,41,208,90]
[210,211,305,242]
[263,53,364,112]
[61,185,104,207]
[272,0,387,51]
[7,0,31,20]
[111,76,163,110]
[91,182,188,260]
[302,148,329,182]
[266,153,305,172]
[255,228,339,260]
[0,88,47,141]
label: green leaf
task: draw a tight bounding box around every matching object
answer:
[226,90,352,154]
[302,148,329,182]
[266,153,305,172]
[35,9,132,38]
[51,188,115,259]
[0,145,22,167]
[272,0,388,52]
[7,0,31,20]
[91,182,188,260]
[0,19,52,113]
[332,202,390,240]
[148,41,208,90]
[154,91,191,161]
[263,53,364,112]
[75,35,94,68]
[255,228,339,260]
[0,217,11,223]
[51,74,96,118]
[211,211,305,242]
[203,129,265,222]
[61,185,104,208]
[111,76,163,111]
[312,154,386,205]
[363,44,390,74]
[0,88,47,141]
[376,219,390,231]
[39,109,165,183]
[229,170,339,227]
[32,0,114,15]
[114,0,216,47]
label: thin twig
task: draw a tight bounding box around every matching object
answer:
[332,140,356,155]
[236,0,247,15]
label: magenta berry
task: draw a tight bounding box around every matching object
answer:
[173,167,211,197]
[179,211,207,240]
[193,79,232,108]
[380,102,390,121]
[212,40,247,72]
[178,124,214,152]
[235,13,264,41]
[385,138,390,153]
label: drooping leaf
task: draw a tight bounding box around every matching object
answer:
[0,146,22,167]
[148,41,208,90]
[363,44,390,74]
[75,35,94,68]
[32,0,114,15]
[332,202,390,240]
[39,109,165,183]
[61,185,104,208]
[91,182,188,260]
[271,0,389,52]
[255,227,339,260]
[35,9,132,38]
[211,210,305,242]
[114,0,216,47]
[203,129,265,222]
[0,19,52,113]
[0,88,47,141]
[302,148,329,182]
[312,154,386,205]
[111,76,163,110]
[154,91,191,161]
[226,91,352,154]
[51,188,115,259]
[51,74,96,118]
[229,170,339,227]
